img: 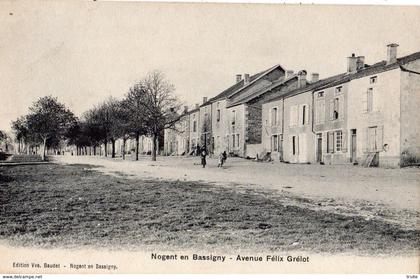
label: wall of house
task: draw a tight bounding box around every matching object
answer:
[313,82,349,165]
[188,110,200,153]
[400,60,420,164]
[163,114,190,156]
[199,104,212,153]
[226,104,246,157]
[211,99,228,155]
[283,91,316,164]
[261,99,284,160]
[347,69,401,167]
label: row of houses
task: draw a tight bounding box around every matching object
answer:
[164,44,420,167]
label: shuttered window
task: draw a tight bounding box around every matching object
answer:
[290,105,298,126]
[327,131,334,153]
[271,107,278,126]
[367,126,384,152]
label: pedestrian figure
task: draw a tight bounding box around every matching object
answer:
[218,151,227,167]
[200,148,207,168]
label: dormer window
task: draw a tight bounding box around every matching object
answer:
[370,76,377,84]
[335,86,343,94]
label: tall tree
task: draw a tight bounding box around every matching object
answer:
[11,116,29,154]
[140,70,181,161]
[26,96,76,161]
[122,84,148,161]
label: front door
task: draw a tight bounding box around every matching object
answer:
[351,129,357,163]
[316,133,322,163]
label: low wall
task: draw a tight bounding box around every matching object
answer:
[245,144,263,159]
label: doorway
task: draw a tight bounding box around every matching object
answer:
[316,133,322,163]
[350,129,357,163]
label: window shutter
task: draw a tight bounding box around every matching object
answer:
[290,136,294,157]
[298,105,303,126]
[289,107,293,126]
[296,135,300,155]
[342,130,348,152]
[320,101,325,123]
[329,99,334,120]
[305,104,310,125]
[362,91,368,113]
[339,95,344,120]
[363,128,369,153]
[376,125,384,151]
[290,106,297,126]
[328,132,334,153]
[269,108,272,126]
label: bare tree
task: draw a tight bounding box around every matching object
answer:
[139,70,181,161]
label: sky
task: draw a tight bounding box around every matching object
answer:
[0,1,419,132]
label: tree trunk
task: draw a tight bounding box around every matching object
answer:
[93,146,96,156]
[111,139,116,158]
[122,138,126,160]
[135,133,140,161]
[104,140,108,157]
[152,134,157,161]
[42,138,47,161]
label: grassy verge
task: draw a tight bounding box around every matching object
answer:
[0,163,418,255]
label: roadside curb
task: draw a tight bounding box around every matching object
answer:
[0,161,54,166]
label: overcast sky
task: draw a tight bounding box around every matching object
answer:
[0,2,419,131]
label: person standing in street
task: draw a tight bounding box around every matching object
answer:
[201,148,207,168]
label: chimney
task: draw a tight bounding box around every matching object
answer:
[195,103,199,109]
[244,73,250,85]
[297,70,307,88]
[386,43,399,64]
[236,74,242,83]
[347,53,357,73]
[356,56,365,70]
[311,73,319,83]
[183,106,188,113]
[202,97,208,104]
[286,70,294,78]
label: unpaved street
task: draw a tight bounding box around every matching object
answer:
[0,162,418,255]
[56,155,420,229]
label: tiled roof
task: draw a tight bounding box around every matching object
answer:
[227,74,298,108]
[263,72,347,103]
[264,50,420,104]
[201,64,284,107]
[315,51,420,91]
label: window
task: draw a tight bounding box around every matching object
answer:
[300,105,309,126]
[317,91,324,98]
[232,134,240,148]
[367,126,383,152]
[330,96,343,120]
[271,107,278,126]
[365,88,373,113]
[192,114,197,132]
[216,109,221,122]
[290,105,298,126]
[231,110,236,125]
[335,86,343,94]
[370,76,377,84]
[292,136,297,155]
[315,100,325,124]
[272,135,279,152]
[335,130,343,152]
[327,130,345,153]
